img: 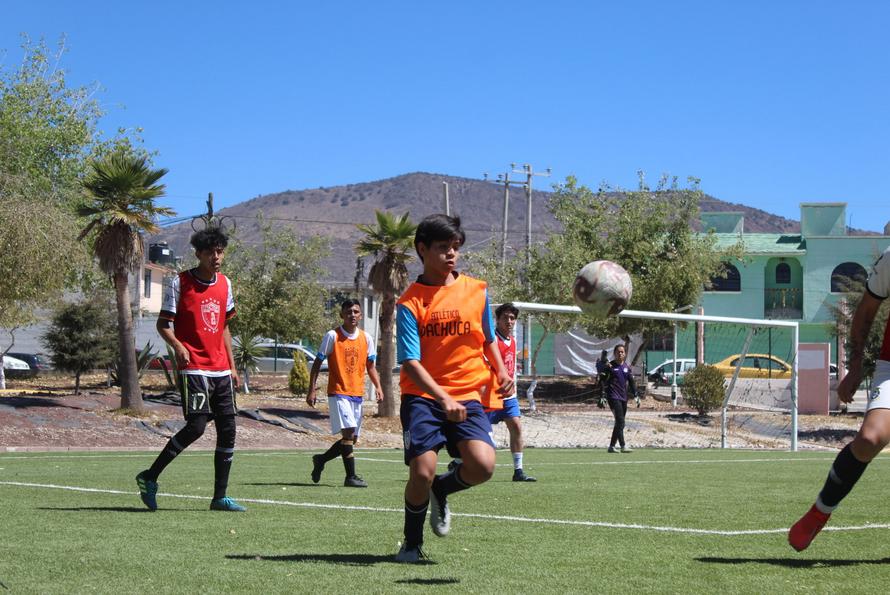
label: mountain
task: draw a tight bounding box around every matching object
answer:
[148,172,845,284]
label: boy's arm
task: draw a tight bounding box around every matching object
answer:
[156,318,190,368]
[223,326,240,388]
[484,340,515,396]
[306,358,324,407]
[366,359,384,403]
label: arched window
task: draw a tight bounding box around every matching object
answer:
[709,263,741,292]
[775,262,791,284]
[831,262,867,293]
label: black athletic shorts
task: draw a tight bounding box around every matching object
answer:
[179,373,237,418]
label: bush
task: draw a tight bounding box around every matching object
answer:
[288,350,310,397]
[681,364,725,417]
[43,299,117,394]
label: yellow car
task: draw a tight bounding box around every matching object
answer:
[712,354,792,379]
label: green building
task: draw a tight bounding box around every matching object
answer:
[530,202,890,375]
[691,203,889,368]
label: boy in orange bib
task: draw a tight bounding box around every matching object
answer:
[394,214,513,563]
[307,299,384,487]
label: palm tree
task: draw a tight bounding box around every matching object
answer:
[78,151,173,411]
[356,211,416,417]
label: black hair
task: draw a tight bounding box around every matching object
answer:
[340,298,361,312]
[495,302,519,319]
[190,227,229,252]
[414,214,466,261]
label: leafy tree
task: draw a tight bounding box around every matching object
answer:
[225,217,331,345]
[542,174,742,365]
[0,38,149,387]
[356,211,416,417]
[681,364,726,417]
[78,151,173,411]
[465,173,742,377]
[288,349,310,397]
[43,299,117,395]
[0,40,101,348]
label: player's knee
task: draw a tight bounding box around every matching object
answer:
[215,415,237,447]
[178,414,209,445]
[854,427,889,460]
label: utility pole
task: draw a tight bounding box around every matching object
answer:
[442,181,450,215]
[513,164,551,381]
[485,163,526,266]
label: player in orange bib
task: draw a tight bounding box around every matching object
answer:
[394,214,514,563]
[306,299,384,488]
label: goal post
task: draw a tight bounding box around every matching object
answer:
[510,302,800,451]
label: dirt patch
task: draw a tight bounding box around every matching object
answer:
[0,371,862,452]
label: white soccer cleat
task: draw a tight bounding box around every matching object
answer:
[429,489,451,537]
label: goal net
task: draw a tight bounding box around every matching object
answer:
[507,302,800,451]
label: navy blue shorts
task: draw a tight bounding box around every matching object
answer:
[400,395,495,465]
[487,397,521,425]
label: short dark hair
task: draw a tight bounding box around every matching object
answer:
[190,227,229,252]
[495,302,519,319]
[414,214,465,261]
[340,298,361,312]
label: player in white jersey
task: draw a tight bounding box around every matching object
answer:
[789,246,890,550]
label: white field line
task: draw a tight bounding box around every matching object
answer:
[1,479,889,537]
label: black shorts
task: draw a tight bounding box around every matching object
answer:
[179,374,237,418]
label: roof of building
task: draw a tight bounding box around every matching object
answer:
[711,233,806,254]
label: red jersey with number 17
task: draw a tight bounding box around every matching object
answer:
[159,270,235,373]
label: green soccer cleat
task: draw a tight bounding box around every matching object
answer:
[135,471,158,511]
[210,497,247,512]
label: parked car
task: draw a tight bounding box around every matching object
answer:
[254,341,327,373]
[648,358,697,387]
[7,352,51,375]
[148,354,173,371]
[3,354,34,379]
[712,354,792,379]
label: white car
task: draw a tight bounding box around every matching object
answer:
[3,354,33,379]
[648,358,697,387]
[254,342,328,373]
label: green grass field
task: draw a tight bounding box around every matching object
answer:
[1,448,889,593]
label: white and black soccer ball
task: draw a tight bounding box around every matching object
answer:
[572,260,633,318]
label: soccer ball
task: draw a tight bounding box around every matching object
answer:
[572,260,633,318]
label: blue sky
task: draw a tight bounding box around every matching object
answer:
[3,1,889,231]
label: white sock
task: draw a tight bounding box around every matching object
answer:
[513,452,523,470]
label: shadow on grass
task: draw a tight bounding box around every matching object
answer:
[395,578,459,585]
[227,553,436,566]
[697,556,890,568]
[37,506,152,513]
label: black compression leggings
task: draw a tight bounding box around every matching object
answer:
[608,398,627,448]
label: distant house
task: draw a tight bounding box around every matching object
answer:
[694,203,890,369]
[531,202,890,376]
[133,262,175,315]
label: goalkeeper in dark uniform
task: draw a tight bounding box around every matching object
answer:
[596,344,636,453]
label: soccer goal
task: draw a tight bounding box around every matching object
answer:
[510,302,801,451]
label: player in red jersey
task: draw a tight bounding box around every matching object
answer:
[789,247,890,550]
[135,227,245,512]
[452,302,536,481]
